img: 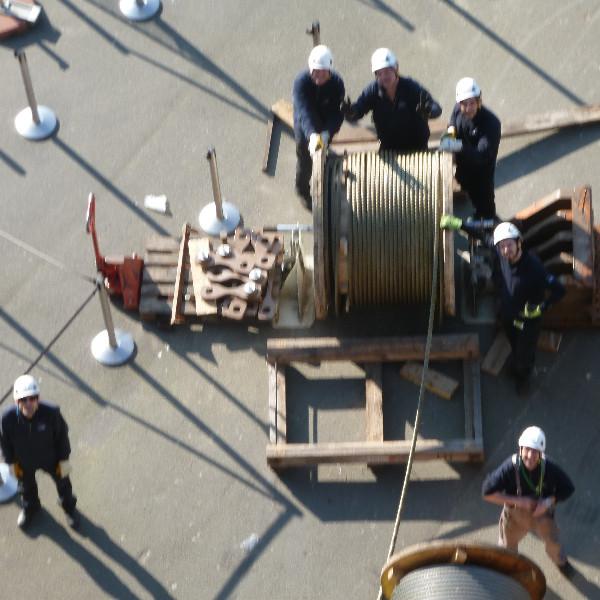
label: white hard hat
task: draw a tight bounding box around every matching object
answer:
[13,374,40,401]
[308,45,333,72]
[456,77,481,102]
[518,426,546,453]
[493,222,521,246]
[371,48,398,73]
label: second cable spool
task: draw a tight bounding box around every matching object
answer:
[311,148,455,319]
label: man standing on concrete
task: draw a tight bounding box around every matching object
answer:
[0,374,79,530]
[482,426,575,577]
[439,77,501,219]
[293,44,345,210]
[440,218,565,392]
[344,48,442,152]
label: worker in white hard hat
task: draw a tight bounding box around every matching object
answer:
[482,426,575,578]
[0,374,79,530]
[292,44,345,209]
[343,48,442,152]
[439,77,501,219]
[440,217,565,392]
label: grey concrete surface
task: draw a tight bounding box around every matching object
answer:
[1,1,600,598]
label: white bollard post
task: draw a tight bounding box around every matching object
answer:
[91,274,135,366]
[119,0,161,21]
[14,50,58,140]
[198,147,242,236]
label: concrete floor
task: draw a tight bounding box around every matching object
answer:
[1,1,600,598]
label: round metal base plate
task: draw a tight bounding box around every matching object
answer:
[198,201,241,236]
[14,105,58,140]
[0,463,18,503]
[91,328,135,366]
[119,0,161,21]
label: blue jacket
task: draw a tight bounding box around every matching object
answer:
[292,70,345,143]
[348,77,441,151]
[0,402,71,472]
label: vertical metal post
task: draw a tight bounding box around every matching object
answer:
[15,50,40,124]
[306,21,320,47]
[206,147,225,221]
[96,274,118,348]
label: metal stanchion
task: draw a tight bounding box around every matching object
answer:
[91,274,135,366]
[119,0,161,21]
[198,147,242,236]
[0,463,18,503]
[13,50,58,140]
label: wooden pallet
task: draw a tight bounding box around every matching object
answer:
[139,233,198,321]
[265,334,483,469]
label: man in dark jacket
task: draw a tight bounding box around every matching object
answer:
[292,44,345,209]
[344,47,442,152]
[0,374,79,530]
[439,77,501,219]
[482,426,575,577]
[441,217,565,391]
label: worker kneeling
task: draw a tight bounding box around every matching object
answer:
[482,426,575,578]
[440,216,565,393]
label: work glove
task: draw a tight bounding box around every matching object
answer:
[9,463,23,480]
[439,135,463,153]
[308,133,323,156]
[520,302,543,319]
[439,214,463,231]
[513,319,525,331]
[56,460,72,479]
[342,96,357,121]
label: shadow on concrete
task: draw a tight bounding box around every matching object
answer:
[0,10,68,70]
[51,136,170,237]
[68,0,269,122]
[0,149,26,175]
[355,0,415,31]
[440,0,586,106]
[22,509,174,599]
[496,123,600,189]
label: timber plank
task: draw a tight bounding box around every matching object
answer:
[268,362,277,443]
[365,363,383,442]
[266,334,479,364]
[470,359,483,443]
[266,438,484,468]
[400,362,459,401]
[276,364,287,443]
[171,223,191,325]
[463,359,474,440]
[481,332,511,376]
[188,238,219,317]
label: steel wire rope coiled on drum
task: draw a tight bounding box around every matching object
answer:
[325,150,443,313]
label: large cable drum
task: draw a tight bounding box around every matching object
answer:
[380,542,546,600]
[311,149,455,319]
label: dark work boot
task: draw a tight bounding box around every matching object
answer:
[65,507,80,530]
[17,505,40,530]
[558,560,575,579]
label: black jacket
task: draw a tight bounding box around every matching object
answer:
[348,77,441,151]
[0,402,71,472]
[292,70,345,143]
[449,103,501,197]
[482,454,574,502]
[462,222,565,322]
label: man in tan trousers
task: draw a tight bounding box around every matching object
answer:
[482,426,575,577]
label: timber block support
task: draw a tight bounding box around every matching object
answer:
[265,334,484,470]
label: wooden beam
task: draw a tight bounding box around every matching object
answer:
[481,332,511,376]
[469,359,483,443]
[365,363,384,442]
[170,223,191,326]
[463,360,474,440]
[400,362,459,400]
[276,364,287,443]
[266,334,480,364]
[262,115,275,173]
[268,362,278,444]
[266,438,484,468]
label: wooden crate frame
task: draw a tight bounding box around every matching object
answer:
[266,334,483,469]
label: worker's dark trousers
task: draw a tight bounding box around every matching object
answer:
[504,317,542,380]
[19,469,77,515]
[461,182,496,220]
[295,141,313,206]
